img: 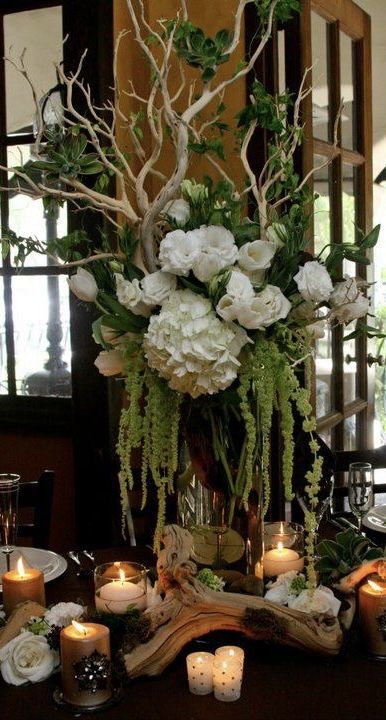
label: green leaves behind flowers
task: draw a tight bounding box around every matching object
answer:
[325,224,380,278]
[172,22,232,82]
[315,529,383,583]
[97,291,148,334]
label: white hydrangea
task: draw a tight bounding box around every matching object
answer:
[143,289,249,398]
[44,602,84,628]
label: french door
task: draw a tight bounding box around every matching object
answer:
[285,0,373,455]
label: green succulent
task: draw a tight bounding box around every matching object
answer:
[315,529,384,583]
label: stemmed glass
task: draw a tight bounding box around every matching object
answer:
[297,473,335,540]
[0,474,20,571]
[348,462,374,532]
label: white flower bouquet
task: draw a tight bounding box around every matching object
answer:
[0,0,380,583]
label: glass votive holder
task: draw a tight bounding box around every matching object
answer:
[213,656,243,702]
[94,561,147,614]
[263,521,304,577]
[215,645,244,670]
[186,652,214,695]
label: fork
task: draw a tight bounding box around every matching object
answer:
[68,550,81,566]
[82,549,96,565]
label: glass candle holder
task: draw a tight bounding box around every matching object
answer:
[186,652,214,695]
[213,656,243,702]
[263,521,304,577]
[0,474,20,571]
[94,561,147,614]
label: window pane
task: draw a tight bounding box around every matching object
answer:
[314,155,332,418]
[343,320,357,404]
[311,13,329,142]
[342,163,356,276]
[4,7,62,135]
[343,414,356,450]
[313,156,330,258]
[7,145,67,268]
[0,279,8,395]
[340,32,355,151]
[12,275,71,397]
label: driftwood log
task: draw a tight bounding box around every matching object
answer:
[124,525,343,678]
[0,601,46,650]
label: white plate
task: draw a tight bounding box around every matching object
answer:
[0,547,67,591]
[363,505,386,533]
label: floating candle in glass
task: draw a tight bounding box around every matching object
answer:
[94,562,147,614]
[263,522,304,577]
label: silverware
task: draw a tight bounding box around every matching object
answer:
[82,549,95,565]
[68,550,81,566]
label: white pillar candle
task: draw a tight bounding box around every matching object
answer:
[95,568,146,613]
[213,656,243,702]
[186,652,214,695]
[215,645,244,670]
[263,541,304,577]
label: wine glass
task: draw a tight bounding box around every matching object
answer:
[348,462,374,532]
[297,473,335,538]
[0,474,20,571]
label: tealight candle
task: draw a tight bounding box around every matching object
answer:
[359,578,386,657]
[215,645,244,670]
[263,541,304,577]
[60,621,112,707]
[213,656,243,702]
[2,557,45,616]
[95,563,147,614]
[186,652,214,695]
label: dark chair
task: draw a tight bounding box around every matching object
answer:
[18,470,54,549]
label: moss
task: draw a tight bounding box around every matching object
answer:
[243,607,288,641]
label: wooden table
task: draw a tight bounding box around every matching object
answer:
[1,545,386,720]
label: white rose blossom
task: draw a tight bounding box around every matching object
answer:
[162,198,190,226]
[115,274,151,316]
[190,225,238,282]
[0,632,59,686]
[94,348,124,377]
[44,602,84,628]
[143,289,249,398]
[237,285,291,330]
[158,229,202,276]
[68,268,98,302]
[288,586,341,617]
[294,261,334,303]
[141,271,177,306]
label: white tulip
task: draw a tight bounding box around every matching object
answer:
[0,632,59,686]
[238,240,276,274]
[94,349,124,376]
[236,296,272,330]
[266,222,287,249]
[294,261,333,303]
[141,271,177,306]
[226,269,255,300]
[67,267,98,302]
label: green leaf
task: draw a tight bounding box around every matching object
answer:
[360,224,380,249]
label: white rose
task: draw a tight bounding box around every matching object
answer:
[158,229,202,276]
[330,277,359,307]
[288,586,341,617]
[264,571,299,606]
[115,274,150,316]
[68,268,98,302]
[257,285,292,327]
[331,293,369,324]
[294,261,333,303]
[141,271,177,306]
[94,349,124,376]
[190,225,238,282]
[237,240,276,275]
[0,632,59,686]
[163,198,190,226]
[44,602,84,628]
[266,222,287,249]
[306,319,326,339]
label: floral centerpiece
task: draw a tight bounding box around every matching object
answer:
[0,0,379,586]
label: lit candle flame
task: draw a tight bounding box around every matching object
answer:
[72,620,88,636]
[280,522,284,535]
[368,580,383,593]
[277,541,284,552]
[229,649,235,656]
[17,558,26,577]
[119,568,126,583]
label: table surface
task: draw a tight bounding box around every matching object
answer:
[1,544,386,720]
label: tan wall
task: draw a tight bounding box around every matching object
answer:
[113,0,246,208]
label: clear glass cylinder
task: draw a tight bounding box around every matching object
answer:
[0,474,20,551]
[94,561,147,614]
[263,521,304,577]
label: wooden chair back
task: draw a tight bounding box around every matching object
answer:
[18,470,54,549]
